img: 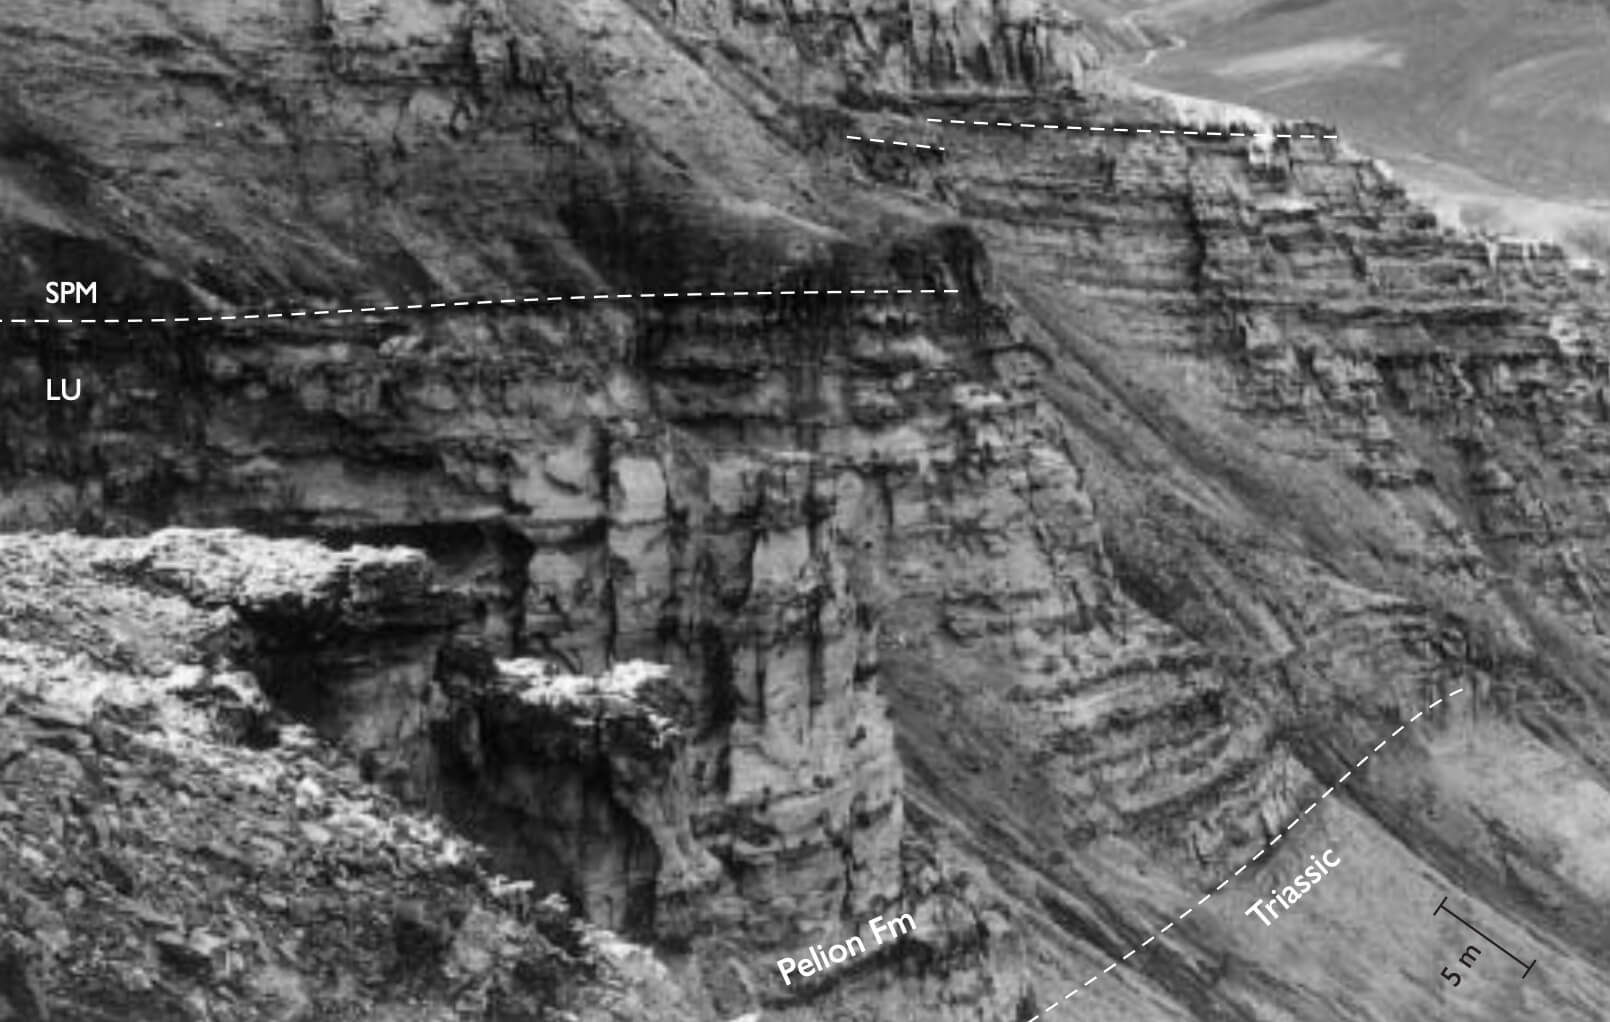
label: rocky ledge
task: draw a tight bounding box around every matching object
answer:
[0,528,711,1021]
[0,528,458,792]
[436,659,724,940]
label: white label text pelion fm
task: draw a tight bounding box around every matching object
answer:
[776,913,916,986]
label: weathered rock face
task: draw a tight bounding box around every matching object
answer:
[0,530,712,1021]
[3,0,926,974]
[1,0,990,989]
[436,659,721,938]
[7,1,1610,1021]
[656,0,1104,96]
[896,97,1610,1017]
[0,529,454,775]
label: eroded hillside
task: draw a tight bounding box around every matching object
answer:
[2,1,1610,1020]
[1126,0,1610,256]
[0,529,710,1020]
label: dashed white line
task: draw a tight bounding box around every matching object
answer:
[926,116,1338,140]
[2,285,961,327]
[1026,686,1465,1002]
[844,134,945,152]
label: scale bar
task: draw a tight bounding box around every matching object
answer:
[1434,897,1536,975]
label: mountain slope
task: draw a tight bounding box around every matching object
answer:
[0,529,711,1021]
[2,2,1610,1021]
[1126,0,1610,253]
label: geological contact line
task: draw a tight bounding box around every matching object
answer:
[2,285,959,327]
[1020,687,1466,1020]
[927,117,1339,141]
[844,134,946,151]
[843,119,1336,156]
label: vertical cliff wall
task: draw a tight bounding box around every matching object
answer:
[650,0,1106,97]
[0,529,721,1022]
[5,1,1610,1021]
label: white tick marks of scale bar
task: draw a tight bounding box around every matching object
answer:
[2,287,959,327]
[1020,686,1466,1021]
[928,117,1339,141]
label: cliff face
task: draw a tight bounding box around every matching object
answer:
[0,529,454,771]
[434,657,720,940]
[910,96,1610,1017]
[4,1,1610,1021]
[0,530,712,1021]
[655,0,1106,96]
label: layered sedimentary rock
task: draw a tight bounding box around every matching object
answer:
[438,658,723,939]
[896,96,1610,1016]
[656,0,1109,96]
[6,1,1610,1021]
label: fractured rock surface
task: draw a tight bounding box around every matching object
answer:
[0,530,711,1021]
[2,1,1610,1021]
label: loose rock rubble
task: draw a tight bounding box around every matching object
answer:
[0,531,706,1021]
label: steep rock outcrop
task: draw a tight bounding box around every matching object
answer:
[656,0,1106,97]
[7,2,1610,1022]
[889,94,1610,1016]
[438,658,723,939]
[0,529,456,782]
[0,530,711,1021]
[2,0,948,980]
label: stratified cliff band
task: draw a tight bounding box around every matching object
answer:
[2,2,1609,1021]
